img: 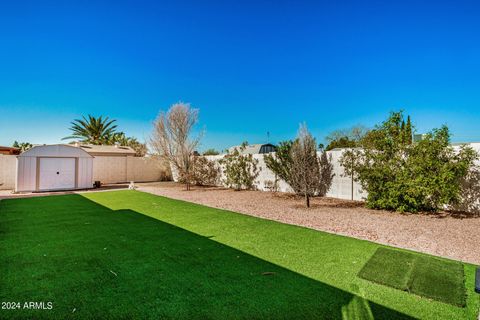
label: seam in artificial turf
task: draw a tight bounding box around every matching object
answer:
[404,256,418,293]
[358,247,466,307]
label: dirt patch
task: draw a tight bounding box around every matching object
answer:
[138,182,480,265]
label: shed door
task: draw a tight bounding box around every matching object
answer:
[39,158,76,190]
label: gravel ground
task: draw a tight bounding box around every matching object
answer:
[138,182,480,265]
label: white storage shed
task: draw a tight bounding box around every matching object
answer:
[15,144,94,192]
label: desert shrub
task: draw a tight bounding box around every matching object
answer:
[191,156,220,186]
[340,111,478,213]
[264,129,334,206]
[220,147,260,191]
[289,125,321,207]
[290,124,336,207]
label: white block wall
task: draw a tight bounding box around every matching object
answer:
[203,151,364,201]
[0,155,19,190]
[326,150,365,200]
[200,144,480,204]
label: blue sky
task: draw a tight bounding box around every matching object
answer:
[1,0,480,151]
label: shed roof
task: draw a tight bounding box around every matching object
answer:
[19,144,93,158]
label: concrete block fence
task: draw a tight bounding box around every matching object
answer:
[173,144,480,209]
[170,150,365,201]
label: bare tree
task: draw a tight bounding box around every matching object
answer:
[150,102,202,190]
[290,124,322,208]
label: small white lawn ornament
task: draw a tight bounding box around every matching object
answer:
[128,181,136,190]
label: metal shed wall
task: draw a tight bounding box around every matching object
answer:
[15,145,94,192]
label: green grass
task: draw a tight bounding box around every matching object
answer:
[0,190,478,319]
[358,247,466,307]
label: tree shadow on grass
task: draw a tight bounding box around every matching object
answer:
[0,195,414,320]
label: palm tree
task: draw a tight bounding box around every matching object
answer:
[63,115,118,145]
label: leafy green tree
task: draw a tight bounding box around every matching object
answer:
[12,141,33,152]
[264,140,294,189]
[400,119,406,142]
[109,132,147,157]
[220,146,260,191]
[191,156,220,186]
[203,148,220,156]
[325,136,357,151]
[325,125,369,151]
[108,132,129,145]
[405,115,413,144]
[399,115,413,144]
[340,111,478,212]
[63,115,118,145]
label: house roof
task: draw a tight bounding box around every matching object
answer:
[74,144,136,156]
[228,143,276,155]
[0,146,20,151]
[0,146,20,155]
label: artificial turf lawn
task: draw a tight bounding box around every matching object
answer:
[358,247,466,307]
[0,190,478,319]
